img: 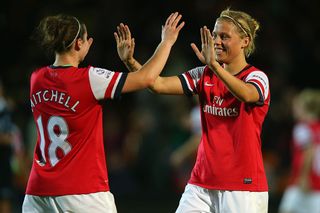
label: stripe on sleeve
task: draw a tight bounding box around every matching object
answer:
[185,73,196,93]
[250,79,265,95]
[178,75,193,96]
[105,72,120,99]
[113,73,128,99]
[248,82,264,105]
[110,73,121,98]
[179,66,205,96]
[245,71,269,100]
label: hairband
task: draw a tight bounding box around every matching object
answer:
[66,17,81,48]
[220,15,249,37]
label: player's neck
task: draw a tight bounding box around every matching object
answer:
[53,53,79,67]
[223,57,248,75]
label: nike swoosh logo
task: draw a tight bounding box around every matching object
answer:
[204,82,214,87]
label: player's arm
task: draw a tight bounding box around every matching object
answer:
[212,66,260,103]
[210,66,260,103]
[115,17,184,95]
[120,12,184,93]
[148,76,183,95]
[196,27,260,103]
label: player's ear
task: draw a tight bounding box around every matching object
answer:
[241,36,249,48]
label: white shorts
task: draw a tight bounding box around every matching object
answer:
[175,184,268,213]
[279,185,320,213]
[22,191,117,213]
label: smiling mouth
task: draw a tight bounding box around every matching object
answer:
[215,49,224,54]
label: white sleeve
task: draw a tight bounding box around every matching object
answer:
[88,67,127,100]
[293,123,312,147]
[179,66,205,95]
[245,71,269,102]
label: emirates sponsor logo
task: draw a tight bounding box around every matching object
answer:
[203,96,238,116]
[203,104,239,116]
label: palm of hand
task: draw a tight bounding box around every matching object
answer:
[161,12,184,46]
[199,27,216,66]
[161,27,179,45]
[117,40,133,62]
[202,43,215,66]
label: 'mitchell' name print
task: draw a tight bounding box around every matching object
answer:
[30,89,80,112]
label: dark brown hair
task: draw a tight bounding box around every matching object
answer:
[32,14,86,54]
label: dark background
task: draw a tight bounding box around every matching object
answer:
[1,0,320,212]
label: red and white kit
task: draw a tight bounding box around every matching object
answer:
[26,65,127,196]
[290,121,320,189]
[179,65,270,191]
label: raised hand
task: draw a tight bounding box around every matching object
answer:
[114,23,135,63]
[161,12,185,46]
[192,26,216,67]
[191,26,216,65]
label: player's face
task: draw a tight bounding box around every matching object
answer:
[212,20,247,64]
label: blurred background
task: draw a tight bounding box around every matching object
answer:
[1,0,320,212]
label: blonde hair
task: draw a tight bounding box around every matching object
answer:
[296,89,320,119]
[218,8,260,57]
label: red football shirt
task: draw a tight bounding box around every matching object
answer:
[26,65,127,196]
[179,65,270,191]
[290,121,320,190]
